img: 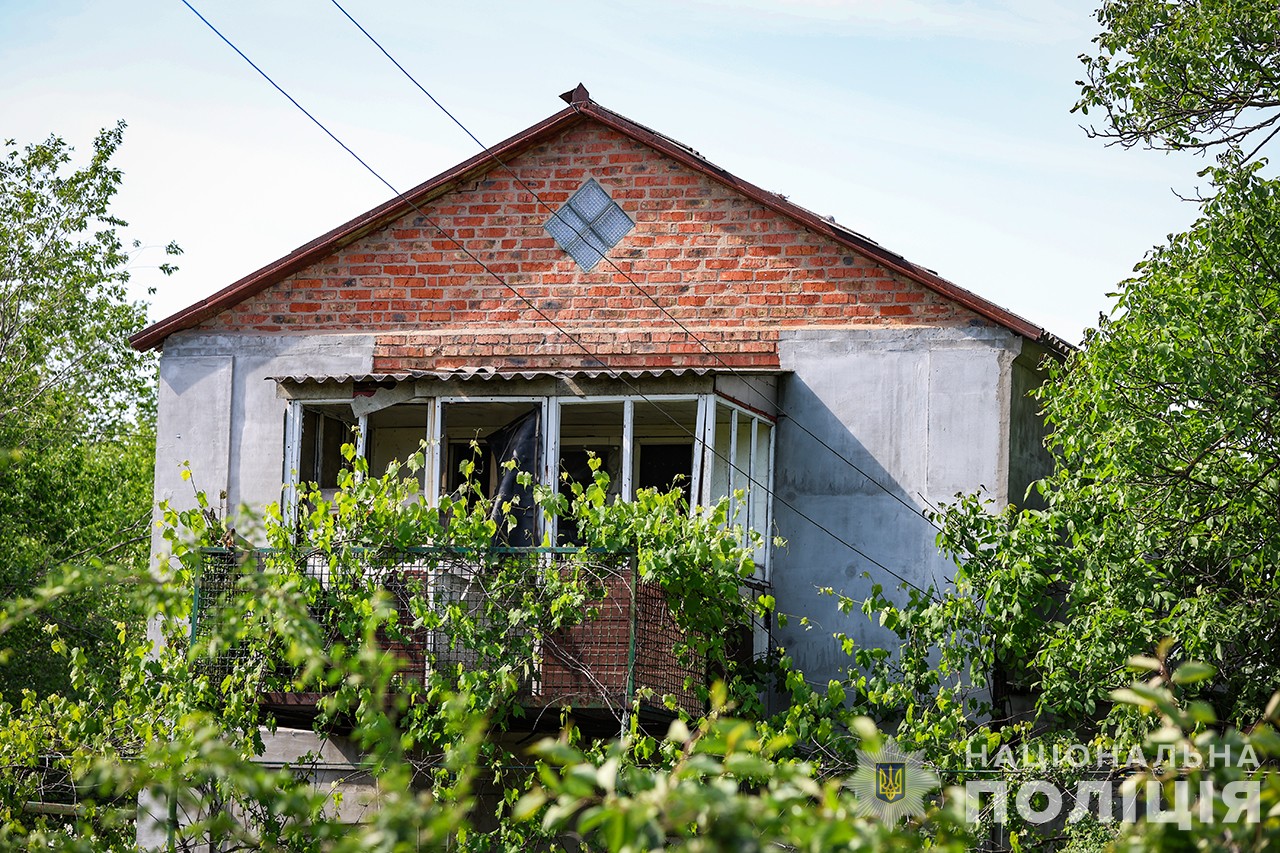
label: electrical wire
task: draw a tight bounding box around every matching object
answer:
[327,0,942,534]
[177,0,940,601]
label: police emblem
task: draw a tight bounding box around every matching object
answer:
[849,737,938,822]
[875,761,906,803]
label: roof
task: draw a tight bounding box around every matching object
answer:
[131,85,1071,355]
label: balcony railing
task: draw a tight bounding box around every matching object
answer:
[190,547,706,721]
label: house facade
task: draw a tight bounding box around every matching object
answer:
[134,87,1061,833]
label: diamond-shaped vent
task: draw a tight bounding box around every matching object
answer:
[544,179,634,270]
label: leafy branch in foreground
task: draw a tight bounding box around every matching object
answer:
[522,691,971,853]
[0,444,784,850]
[1076,0,1280,160]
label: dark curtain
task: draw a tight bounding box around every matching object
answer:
[483,409,540,546]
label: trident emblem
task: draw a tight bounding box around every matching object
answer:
[875,762,906,803]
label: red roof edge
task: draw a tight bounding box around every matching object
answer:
[133,93,1070,356]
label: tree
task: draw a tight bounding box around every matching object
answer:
[907,0,1280,740]
[817,165,1280,848]
[912,159,1280,731]
[0,125,178,698]
[787,8,1280,849]
[1076,0,1280,160]
[0,122,169,434]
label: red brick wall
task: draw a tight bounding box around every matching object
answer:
[539,569,702,716]
[200,120,983,371]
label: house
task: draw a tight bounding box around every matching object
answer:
[133,84,1063,832]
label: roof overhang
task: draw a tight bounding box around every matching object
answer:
[269,367,787,419]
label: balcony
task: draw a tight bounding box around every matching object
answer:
[190,547,707,730]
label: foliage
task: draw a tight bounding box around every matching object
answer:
[1076,0,1280,159]
[804,6,1280,844]
[907,162,1280,737]
[1110,645,1280,851]
[2,435,1274,850]
[523,695,971,853]
[806,164,1280,852]
[0,528,478,852]
[0,125,177,699]
[0,123,174,435]
[0,446,814,850]
[0,423,155,699]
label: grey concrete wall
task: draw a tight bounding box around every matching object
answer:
[141,332,376,849]
[771,326,1025,690]
[150,331,375,551]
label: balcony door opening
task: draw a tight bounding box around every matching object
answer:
[440,401,542,546]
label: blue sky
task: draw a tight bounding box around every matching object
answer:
[4,0,1207,343]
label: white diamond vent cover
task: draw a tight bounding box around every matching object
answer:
[544,179,634,270]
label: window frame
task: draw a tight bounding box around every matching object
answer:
[700,393,777,581]
[283,398,368,528]
[283,390,776,578]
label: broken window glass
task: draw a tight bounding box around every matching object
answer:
[296,403,360,491]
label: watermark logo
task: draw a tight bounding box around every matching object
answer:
[962,742,1263,827]
[876,761,906,804]
[850,738,939,822]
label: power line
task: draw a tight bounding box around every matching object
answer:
[327,0,942,534]
[182,0,936,600]
[177,0,939,601]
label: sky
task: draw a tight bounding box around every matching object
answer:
[3,0,1211,345]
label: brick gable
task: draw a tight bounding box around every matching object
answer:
[200,120,984,372]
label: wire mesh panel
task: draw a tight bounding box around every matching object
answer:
[426,550,531,681]
[374,554,435,684]
[633,580,704,717]
[190,547,715,720]
[190,548,258,685]
[540,557,633,711]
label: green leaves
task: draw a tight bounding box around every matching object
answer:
[921,161,1280,738]
[0,127,164,701]
[1171,661,1217,685]
[1076,0,1280,159]
[1104,666,1280,849]
[526,709,971,852]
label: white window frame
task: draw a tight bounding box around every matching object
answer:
[701,393,778,582]
[283,398,368,528]
[283,390,776,576]
[550,393,704,545]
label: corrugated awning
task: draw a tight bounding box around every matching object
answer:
[267,366,782,384]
